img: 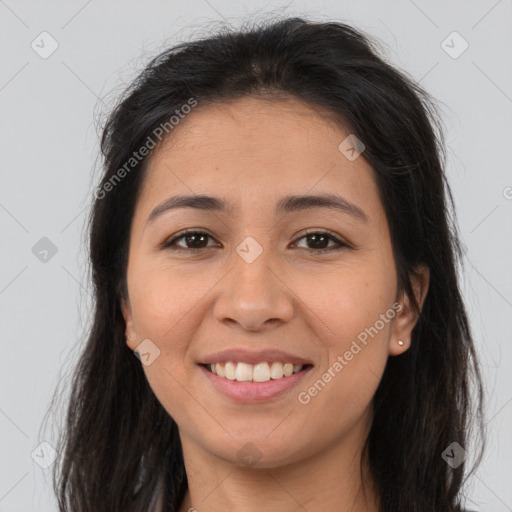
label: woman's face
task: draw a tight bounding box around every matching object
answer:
[122,96,428,468]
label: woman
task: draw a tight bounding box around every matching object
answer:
[44,16,485,512]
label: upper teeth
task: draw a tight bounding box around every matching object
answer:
[209,362,304,382]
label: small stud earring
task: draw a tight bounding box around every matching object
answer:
[397,339,404,346]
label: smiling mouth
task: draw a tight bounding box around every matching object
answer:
[201,361,313,383]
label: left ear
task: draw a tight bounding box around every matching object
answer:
[389,263,430,356]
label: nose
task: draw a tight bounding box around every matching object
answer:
[212,253,295,332]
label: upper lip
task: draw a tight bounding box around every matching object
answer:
[198,348,313,366]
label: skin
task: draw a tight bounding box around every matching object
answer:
[122,96,429,512]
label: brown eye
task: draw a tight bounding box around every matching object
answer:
[162,230,217,252]
[294,231,349,253]
[304,233,330,250]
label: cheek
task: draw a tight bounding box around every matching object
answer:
[296,265,394,412]
[128,261,207,345]
[295,260,395,347]
[127,263,215,415]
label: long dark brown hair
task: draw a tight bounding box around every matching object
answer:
[40,16,485,512]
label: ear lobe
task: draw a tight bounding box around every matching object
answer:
[389,264,430,356]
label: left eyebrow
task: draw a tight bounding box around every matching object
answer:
[275,193,369,222]
[146,192,369,225]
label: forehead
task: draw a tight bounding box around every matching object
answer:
[135,96,381,222]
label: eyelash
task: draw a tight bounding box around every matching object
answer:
[161,228,350,254]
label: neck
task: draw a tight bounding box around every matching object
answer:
[178,415,380,512]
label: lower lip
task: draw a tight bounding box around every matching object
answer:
[199,365,312,403]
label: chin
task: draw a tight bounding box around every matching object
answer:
[201,433,314,470]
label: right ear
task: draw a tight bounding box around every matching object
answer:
[121,298,137,351]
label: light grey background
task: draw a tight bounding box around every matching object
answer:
[1,1,511,511]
